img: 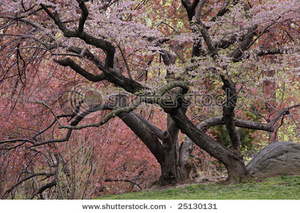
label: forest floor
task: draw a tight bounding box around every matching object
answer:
[98,175,300,199]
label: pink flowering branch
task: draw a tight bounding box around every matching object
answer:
[40,3,115,68]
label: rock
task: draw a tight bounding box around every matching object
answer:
[246,141,300,178]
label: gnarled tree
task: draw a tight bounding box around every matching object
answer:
[0,0,299,198]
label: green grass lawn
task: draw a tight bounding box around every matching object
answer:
[99,175,300,199]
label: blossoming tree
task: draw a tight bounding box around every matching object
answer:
[0,0,299,198]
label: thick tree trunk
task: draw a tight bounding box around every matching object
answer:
[118,112,165,165]
[169,109,252,183]
[158,135,193,185]
[178,137,194,180]
[117,113,192,185]
[119,112,194,185]
[116,95,193,186]
[223,156,250,183]
[159,160,192,185]
[156,114,194,186]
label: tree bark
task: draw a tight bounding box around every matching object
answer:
[224,156,250,183]
[169,109,251,183]
[157,113,194,185]
[159,115,180,185]
[116,95,193,186]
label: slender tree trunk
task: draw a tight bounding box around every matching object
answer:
[220,76,251,182]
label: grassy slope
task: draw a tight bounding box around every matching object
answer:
[99,175,300,199]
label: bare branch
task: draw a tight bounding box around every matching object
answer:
[54,58,105,82]
[195,0,208,19]
[118,111,165,165]
[197,116,275,132]
[269,104,300,126]
[133,112,164,140]
[181,0,200,21]
[193,1,217,57]
[30,130,73,147]
[29,104,112,147]
[0,33,55,50]
[229,25,257,61]
[31,179,56,199]
[230,15,285,62]
[215,33,238,50]
[0,138,35,145]
[197,104,300,132]
[197,116,224,132]
[154,81,189,98]
[58,97,142,130]
[40,4,77,37]
[191,0,201,12]
[54,55,146,97]
[1,15,57,45]
[107,35,133,79]
[181,0,192,9]
[32,114,74,139]
[55,52,145,94]
[210,0,231,21]
[57,81,189,130]
[40,3,115,67]
[0,115,73,148]
[2,173,54,199]
[257,47,300,56]
[77,0,89,33]
[67,46,105,68]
